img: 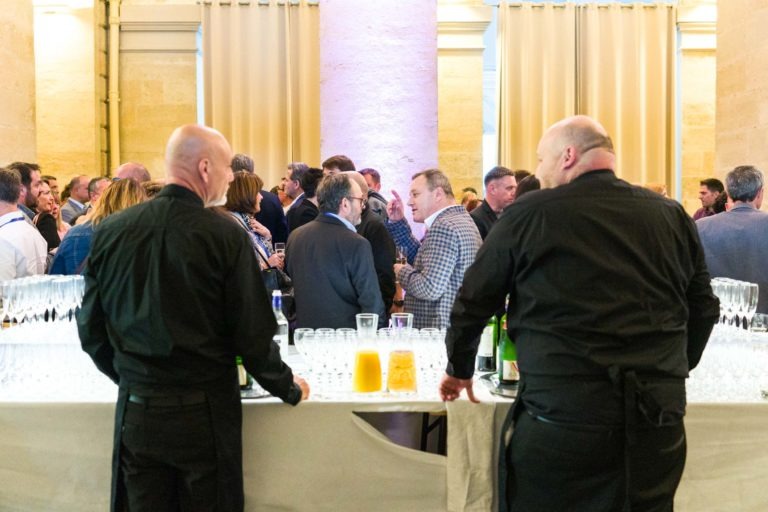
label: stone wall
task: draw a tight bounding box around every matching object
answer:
[716,0,768,187]
[0,0,36,164]
[34,4,100,183]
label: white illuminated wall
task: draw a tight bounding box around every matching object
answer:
[319,0,438,226]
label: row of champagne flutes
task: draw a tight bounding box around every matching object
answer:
[0,275,85,328]
[710,278,759,330]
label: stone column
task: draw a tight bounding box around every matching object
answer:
[678,2,716,214]
[319,0,437,215]
[437,0,491,195]
[0,0,36,163]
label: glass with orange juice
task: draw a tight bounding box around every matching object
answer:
[353,349,382,392]
[386,312,417,392]
[386,349,417,392]
[353,313,382,392]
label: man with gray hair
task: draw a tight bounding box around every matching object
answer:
[286,173,385,328]
[386,169,482,329]
[697,165,768,313]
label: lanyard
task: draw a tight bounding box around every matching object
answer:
[0,216,25,229]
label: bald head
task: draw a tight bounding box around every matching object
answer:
[116,162,151,183]
[536,115,616,189]
[342,171,369,196]
[165,124,234,206]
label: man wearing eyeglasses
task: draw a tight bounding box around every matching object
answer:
[286,173,385,329]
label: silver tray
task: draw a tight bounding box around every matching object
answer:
[479,372,518,399]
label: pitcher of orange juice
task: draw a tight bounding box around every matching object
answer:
[353,313,382,392]
[387,313,417,393]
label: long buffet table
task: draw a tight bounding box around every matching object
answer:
[1,326,767,511]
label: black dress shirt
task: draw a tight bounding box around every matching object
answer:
[469,199,498,240]
[446,170,719,420]
[78,184,300,403]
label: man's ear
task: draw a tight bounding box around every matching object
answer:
[198,158,210,185]
[561,145,578,170]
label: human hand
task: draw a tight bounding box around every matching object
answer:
[268,252,284,269]
[294,375,310,401]
[387,190,405,222]
[439,373,479,403]
[393,263,406,276]
[249,218,271,239]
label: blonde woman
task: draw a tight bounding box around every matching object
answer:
[49,179,146,274]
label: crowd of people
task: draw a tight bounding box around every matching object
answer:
[3,114,763,511]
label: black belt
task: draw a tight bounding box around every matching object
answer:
[128,391,207,407]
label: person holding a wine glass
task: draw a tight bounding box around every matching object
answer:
[441,115,719,512]
[386,168,481,330]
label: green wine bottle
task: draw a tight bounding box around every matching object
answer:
[497,318,519,384]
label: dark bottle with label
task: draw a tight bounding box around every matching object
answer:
[476,316,498,372]
[497,316,519,384]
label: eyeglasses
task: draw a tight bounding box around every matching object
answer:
[346,196,367,207]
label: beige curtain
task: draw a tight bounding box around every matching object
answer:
[202,1,320,189]
[497,2,676,190]
[578,3,676,189]
[497,3,577,172]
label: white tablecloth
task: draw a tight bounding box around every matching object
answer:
[1,326,767,511]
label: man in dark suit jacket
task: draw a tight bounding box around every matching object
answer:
[697,165,768,313]
[286,174,385,329]
[255,189,289,244]
[231,154,289,244]
[287,167,323,233]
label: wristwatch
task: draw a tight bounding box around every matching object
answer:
[393,300,405,307]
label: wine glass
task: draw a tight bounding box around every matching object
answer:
[745,283,759,331]
[396,246,407,265]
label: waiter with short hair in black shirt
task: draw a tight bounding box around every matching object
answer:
[78,124,309,512]
[441,115,719,512]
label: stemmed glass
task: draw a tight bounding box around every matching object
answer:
[745,283,759,331]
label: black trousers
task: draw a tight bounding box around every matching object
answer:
[120,400,219,512]
[506,412,686,512]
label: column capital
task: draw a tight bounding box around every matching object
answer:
[437,2,492,51]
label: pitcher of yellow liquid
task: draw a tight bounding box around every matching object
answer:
[387,313,417,393]
[353,313,382,392]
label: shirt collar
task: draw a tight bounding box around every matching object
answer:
[425,205,454,229]
[68,198,85,209]
[325,212,357,232]
[288,193,305,209]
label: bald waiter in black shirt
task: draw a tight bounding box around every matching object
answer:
[441,116,719,512]
[78,124,309,512]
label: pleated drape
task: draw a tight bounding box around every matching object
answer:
[202,1,320,189]
[498,2,676,191]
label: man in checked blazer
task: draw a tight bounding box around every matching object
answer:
[386,169,482,329]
